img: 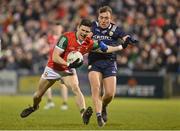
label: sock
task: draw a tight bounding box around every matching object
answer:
[47,99,52,103]
[102,102,108,109]
[62,102,67,105]
[96,112,101,117]
[33,105,39,110]
[102,102,106,107]
[80,108,85,114]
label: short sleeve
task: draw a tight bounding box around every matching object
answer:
[92,41,99,50]
[56,35,68,51]
[114,26,127,38]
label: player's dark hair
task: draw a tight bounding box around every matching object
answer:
[79,19,92,27]
[98,6,112,15]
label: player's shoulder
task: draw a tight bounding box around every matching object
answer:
[109,22,119,31]
[110,22,125,34]
[92,21,98,27]
[63,31,74,36]
[63,32,76,38]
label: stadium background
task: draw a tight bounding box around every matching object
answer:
[0,0,180,130]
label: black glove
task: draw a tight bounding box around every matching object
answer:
[122,37,139,49]
[68,58,83,68]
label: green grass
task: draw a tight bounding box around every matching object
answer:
[0,95,180,130]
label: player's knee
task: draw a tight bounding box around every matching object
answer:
[91,84,101,93]
[91,88,100,97]
[105,92,113,99]
[92,82,101,88]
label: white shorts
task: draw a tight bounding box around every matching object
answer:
[41,66,76,80]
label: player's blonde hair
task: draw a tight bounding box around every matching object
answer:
[98,6,112,15]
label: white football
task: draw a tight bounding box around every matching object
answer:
[67,51,83,64]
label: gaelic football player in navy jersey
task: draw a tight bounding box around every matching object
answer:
[88,6,138,127]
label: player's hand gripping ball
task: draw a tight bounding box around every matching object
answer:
[67,51,83,68]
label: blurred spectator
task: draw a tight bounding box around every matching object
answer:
[0,0,179,74]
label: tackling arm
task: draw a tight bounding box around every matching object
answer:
[91,35,138,53]
[107,35,139,52]
[93,41,123,53]
[106,45,123,53]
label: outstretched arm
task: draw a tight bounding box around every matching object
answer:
[105,35,139,53]
[92,37,138,53]
[90,34,138,53]
[92,41,123,53]
[106,45,123,53]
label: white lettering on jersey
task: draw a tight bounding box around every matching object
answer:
[93,35,112,40]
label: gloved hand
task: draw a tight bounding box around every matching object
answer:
[122,37,139,49]
[68,58,83,68]
[83,36,93,45]
[99,41,108,52]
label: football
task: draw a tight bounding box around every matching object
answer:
[67,51,83,64]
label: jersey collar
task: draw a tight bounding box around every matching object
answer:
[75,32,83,45]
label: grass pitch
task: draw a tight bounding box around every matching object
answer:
[0,95,180,130]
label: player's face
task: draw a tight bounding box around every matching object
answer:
[98,12,111,29]
[77,25,91,41]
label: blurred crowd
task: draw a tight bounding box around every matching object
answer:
[0,0,179,74]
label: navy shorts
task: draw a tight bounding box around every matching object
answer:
[88,60,117,78]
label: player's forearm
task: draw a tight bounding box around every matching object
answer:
[106,45,123,53]
[52,50,68,66]
[122,35,130,41]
